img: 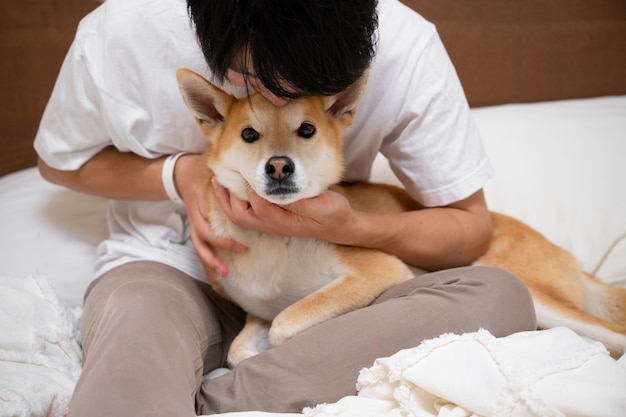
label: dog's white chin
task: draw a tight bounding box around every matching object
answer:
[252,180,322,205]
[261,186,322,205]
[219,173,322,206]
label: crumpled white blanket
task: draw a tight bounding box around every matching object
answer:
[301,328,626,417]
[2,274,626,417]
[218,328,626,417]
[0,273,82,417]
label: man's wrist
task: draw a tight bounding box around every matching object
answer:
[162,152,188,205]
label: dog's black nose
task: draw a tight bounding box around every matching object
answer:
[265,156,295,181]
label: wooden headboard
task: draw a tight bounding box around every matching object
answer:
[405,0,626,106]
[2,0,626,177]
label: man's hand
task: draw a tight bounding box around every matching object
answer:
[175,155,247,280]
[210,177,356,243]
[209,174,493,272]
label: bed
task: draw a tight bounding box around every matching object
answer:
[1,1,626,416]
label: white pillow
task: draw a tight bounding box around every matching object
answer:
[476,96,626,286]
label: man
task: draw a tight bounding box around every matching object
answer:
[35,0,535,415]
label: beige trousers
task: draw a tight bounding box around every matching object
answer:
[68,261,536,416]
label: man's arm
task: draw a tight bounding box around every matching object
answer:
[212,180,492,270]
[38,146,244,277]
[37,146,168,201]
[337,189,493,270]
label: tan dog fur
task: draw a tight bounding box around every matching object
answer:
[176,68,626,365]
[478,212,626,356]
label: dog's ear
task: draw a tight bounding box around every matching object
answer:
[324,70,369,126]
[176,68,234,131]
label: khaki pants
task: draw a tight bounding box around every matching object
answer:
[68,261,536,416]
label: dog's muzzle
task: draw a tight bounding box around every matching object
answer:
[264,156,300,197]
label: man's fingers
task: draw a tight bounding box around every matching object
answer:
[191,231,229,279]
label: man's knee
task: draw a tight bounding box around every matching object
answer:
[81,261,214,345]
[86,262,185,313]
[470,266,537,333]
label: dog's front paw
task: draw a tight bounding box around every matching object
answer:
[268,311,311,347]
[227,343,262,368]
[227,317,271,367]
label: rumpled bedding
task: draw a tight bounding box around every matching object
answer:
[304,328,626,417]
[0,274,81,417]
[2,275,625,417]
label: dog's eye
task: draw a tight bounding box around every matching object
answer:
[241,127,260,143]
[297,122,316,139]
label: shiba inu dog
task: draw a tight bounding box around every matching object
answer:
[176,68,626,365]
[176,68,415,366]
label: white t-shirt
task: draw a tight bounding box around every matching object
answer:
[34,0,492,281]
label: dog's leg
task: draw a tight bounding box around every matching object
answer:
[268,275,375,347]
[227,314,271,368]
[269,249,413,347]
[581,272,626,327]
[533,291,626,358]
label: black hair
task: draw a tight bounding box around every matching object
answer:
[187,0,378,98]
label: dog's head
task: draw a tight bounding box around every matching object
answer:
[176,68,365,204]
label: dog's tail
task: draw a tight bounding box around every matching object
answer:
[462,212,626,356]
[582,272,626,328]
[533,273,626,358]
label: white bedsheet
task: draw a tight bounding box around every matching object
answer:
[2,96,626,416]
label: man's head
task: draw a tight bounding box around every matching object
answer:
[187,0,378,102]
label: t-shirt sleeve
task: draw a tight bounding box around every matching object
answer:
[347,0,493,207]
[34,11,112,171]
[379,29,493,207]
